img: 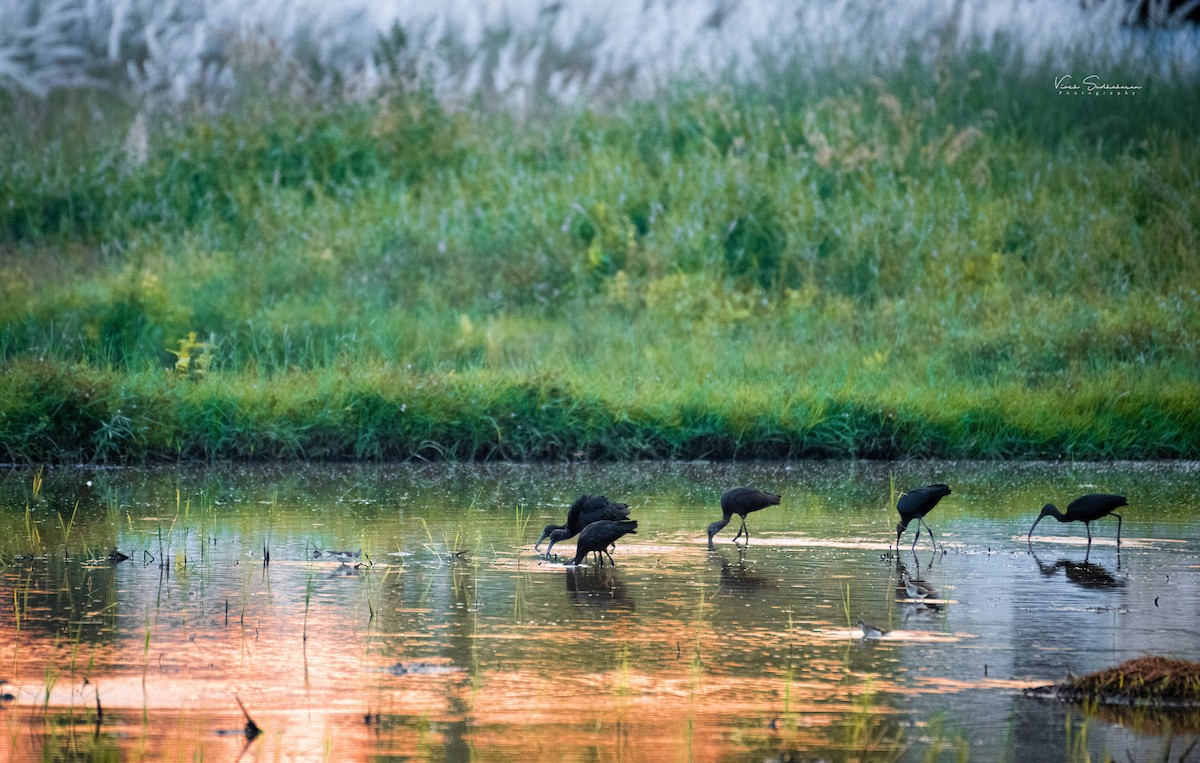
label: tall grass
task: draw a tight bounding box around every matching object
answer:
[0,2,1197,462]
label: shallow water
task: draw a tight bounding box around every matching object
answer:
[1,461,1198,761]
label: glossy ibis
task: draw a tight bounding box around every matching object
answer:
[573,520,638,566]
[895,484,951,549]
[537,494,631,558]
[1027,493,1127,547]
[707,487,781,547]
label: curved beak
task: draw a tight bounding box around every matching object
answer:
[1027,515,1044,544]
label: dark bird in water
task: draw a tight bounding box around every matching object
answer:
[573,520,638,566]
[1027,493,1127,547]
[708,487,781,547]
[537,494,631,558]
[895,484,952,549]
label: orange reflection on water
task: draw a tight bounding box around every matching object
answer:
[0,660,918,762]
[3,456,1197,762]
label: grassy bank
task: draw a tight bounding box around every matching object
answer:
[1,358,1195,463]
[1,27,1198,462]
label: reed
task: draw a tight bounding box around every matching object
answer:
[302,569,315,642]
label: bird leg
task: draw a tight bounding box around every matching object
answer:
[604,549,616,567]
[923,519,937,550]
[735,517,750,544]
[1113,513,1122,545]
[1085,522,1093,547]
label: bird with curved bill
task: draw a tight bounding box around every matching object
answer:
[1027,493,1127,547]
[537,494,631,558]
[573,519,638,567]
[895,484,951,550]
[707,487,781,547]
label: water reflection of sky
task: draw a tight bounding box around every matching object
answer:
[0,461,1197,760]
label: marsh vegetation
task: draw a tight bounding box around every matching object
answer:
[1,0,1198,462]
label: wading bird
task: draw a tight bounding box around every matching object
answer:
[895,484,952,549]
[1027,493,1128,547]
[707,487,782,547]
[312,547,362,565]
[900,572,934,600]
[858,620,888,640]
[573,520,638,566]
[537,494,631,558]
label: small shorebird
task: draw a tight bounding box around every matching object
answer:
[900,572,934,600]
[858,620,888,640]
[313,548,362,565]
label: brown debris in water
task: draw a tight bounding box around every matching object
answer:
[1032,657,1200,707]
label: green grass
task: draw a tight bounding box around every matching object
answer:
[1,33,1197,462]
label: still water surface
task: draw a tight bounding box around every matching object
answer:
[1,461,1198,761]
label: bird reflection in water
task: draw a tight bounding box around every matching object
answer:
[566,565,633,611]
[709,548,778,594]
[324,564,363,579]
[1030,548,1124,590]
[895,560,941,611]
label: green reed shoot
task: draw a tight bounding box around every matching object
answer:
[843,680,906,761]
[303,569,315,642]
[1066,714,1092,762]
[513,497,532,537]
[24,502,41,550]
[56,501,79,546]
[445,527,465,558]
[31,466,43,501]
[41,663,58,710]
[141,615,152,687]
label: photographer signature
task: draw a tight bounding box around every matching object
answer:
[1055,75,1142,94]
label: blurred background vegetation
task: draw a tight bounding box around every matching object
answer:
[1,0,1197,462]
